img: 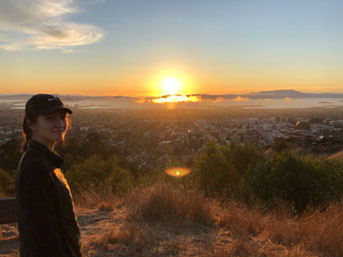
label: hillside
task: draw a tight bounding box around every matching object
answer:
[1,143,343,256]
[0,205,311,257]
[1,183,342,257]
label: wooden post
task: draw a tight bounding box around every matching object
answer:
[0,198,17,240]
[0,198,17,225]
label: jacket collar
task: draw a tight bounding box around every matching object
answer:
[28,139,64,168]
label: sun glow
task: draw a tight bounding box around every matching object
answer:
[162,77,181,95]
[145,70,199,104]
[149,76,200,103]
[152,95,200,103]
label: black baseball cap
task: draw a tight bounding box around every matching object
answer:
[25,94,72,117]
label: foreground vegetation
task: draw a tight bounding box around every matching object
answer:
[78,181,343,257]
[2,141,343,212]
[70,142,343,256]
[1,139,343,256]
[61,141,343,213]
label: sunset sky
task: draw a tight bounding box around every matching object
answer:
[1,0,342,96]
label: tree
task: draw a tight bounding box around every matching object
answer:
[0,137,22,170]
[65,154,135,195]
[0,168,15,196]
[245,151,343,211]
[193,141,238,197]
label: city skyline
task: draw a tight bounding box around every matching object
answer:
[1,0,342,96]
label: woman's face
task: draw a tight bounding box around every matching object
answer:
[29,109,68,145]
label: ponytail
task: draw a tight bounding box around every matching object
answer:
[22,115,37,152]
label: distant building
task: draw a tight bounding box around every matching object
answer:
[295,121,310,130]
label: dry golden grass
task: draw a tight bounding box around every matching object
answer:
[218,200,343,257]
[76,182,343,257]
[261,205,343,257]
[73,187,119,211]
[204,241,253,257]
[91,222,145,248]
[97,201,115,212]
[216,201,264,237]
[125,182,214,226]
[296,203,343,257]
[203,237,315,257]
[82,221,149,256]
[226,238,259,257]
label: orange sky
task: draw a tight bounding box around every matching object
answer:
[1,0,342,96]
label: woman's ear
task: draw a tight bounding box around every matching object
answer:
[27,119,37,131]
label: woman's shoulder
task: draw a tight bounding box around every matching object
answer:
[18,149,51,176]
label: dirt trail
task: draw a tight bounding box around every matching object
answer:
[0,206,125,257]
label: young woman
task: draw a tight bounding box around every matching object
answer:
[16,94,82,257]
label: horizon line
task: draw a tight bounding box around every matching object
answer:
[1,89,343,98]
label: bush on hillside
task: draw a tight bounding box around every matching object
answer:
[192,141,237,197]
[65,154,135,195]
[192,141,264,198]
[245,151,343,211]
[126,182,214,226]
[222,142,265,176]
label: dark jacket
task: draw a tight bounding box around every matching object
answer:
[16,139,82,257]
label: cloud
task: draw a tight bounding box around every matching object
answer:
[233,96,250,102]
[136,95,201,104]
[0,0,104,52]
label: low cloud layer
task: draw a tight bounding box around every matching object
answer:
[233,96,250,102]
[136,95,202,104]
[0,0,104,52]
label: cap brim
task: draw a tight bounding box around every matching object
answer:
[40,106,72,115]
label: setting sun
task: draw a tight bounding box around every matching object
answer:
[148,75,200,104]
[162,77,181,95]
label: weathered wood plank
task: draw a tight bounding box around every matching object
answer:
[0,198,17,225]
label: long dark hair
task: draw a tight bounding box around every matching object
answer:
[22,114,71,152]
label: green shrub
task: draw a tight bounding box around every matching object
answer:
[192,142,343,210]
[192,141,265,198]
[105,168,135,195]
[192,141,237,197]
[222,142,265,177]
[245,151,343,211]
[65,154,135,195]
[137,167,167,187]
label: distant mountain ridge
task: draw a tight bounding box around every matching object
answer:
[249,89,306,97]
[1,90,343,100]
[196,90,343,100]
[246,90,343,99]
